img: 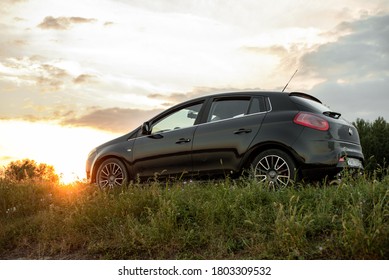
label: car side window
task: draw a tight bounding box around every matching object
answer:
[207,98,250,122]
[151,103,203,134]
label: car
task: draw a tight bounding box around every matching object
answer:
[86,91,364,188]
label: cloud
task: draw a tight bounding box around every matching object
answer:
[61,107,162,133]
[2,57,62,86]
[243,45,289,56]
[0,83,267,133]
[148,92,202,106]
[148,86,261,106]
[0,104,75,123]
[73,74,96,84]
[300,14,389,82]
[235,14,389,121]
[242,44,300,74]
[35,63,70,90]
[0,56,97,92]
[1,0,27,8]
[37,16,97,30]
[0,105,163,133]
[298,14,389,121]
[310,78,389,122]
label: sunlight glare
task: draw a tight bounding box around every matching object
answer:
[0,120,120,184]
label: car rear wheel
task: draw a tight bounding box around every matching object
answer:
[251,149,296,188]
[96,158,128,189]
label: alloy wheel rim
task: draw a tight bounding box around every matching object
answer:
[98,162,125,188]
[254,155,291,188]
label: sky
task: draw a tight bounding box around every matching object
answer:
[1,0,388,182]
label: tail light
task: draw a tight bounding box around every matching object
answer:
[293,112,329,131]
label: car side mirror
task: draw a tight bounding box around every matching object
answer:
[141,122,151,135]
[187,111,198,119]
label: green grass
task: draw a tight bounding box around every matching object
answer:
[0,174,388,259]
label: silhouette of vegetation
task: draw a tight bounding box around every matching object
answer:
[353,117,389,176]
[3,159,59,184]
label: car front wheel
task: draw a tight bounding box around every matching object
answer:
[96,158,128,189]
[251,149,296,188]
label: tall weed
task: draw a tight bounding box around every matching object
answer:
[0,175,388,259]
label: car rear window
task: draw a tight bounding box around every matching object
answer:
[290,96,331,113]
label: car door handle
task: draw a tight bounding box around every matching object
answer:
[233,128,252,134]
[176,138,191,144]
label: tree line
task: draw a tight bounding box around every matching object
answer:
[353,117,389,174]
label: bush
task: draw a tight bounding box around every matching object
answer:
[3,159,59,184]
[353,117,389,175]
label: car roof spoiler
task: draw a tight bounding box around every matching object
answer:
[289,92,322,104]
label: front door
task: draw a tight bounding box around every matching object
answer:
[132,102,203,178]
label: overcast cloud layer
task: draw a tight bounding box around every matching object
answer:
[0,0,388,133]
[305,15,389,121]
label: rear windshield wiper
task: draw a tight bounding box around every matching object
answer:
[323,111,341,119]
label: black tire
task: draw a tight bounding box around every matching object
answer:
[251,149,297,188]
[96,158,128,189]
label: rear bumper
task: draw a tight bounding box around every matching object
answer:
[301,163,363,180]
[336,157,363,169]
[292,130,364,180]
[292,129,364,165]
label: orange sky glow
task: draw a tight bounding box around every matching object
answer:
[0,120,118,183]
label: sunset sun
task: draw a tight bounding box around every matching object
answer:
[0,120,119,183]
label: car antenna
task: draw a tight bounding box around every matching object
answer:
[282,69,298,92]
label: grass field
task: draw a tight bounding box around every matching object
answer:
[0,173,388,259]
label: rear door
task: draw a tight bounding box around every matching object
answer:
[191,96,267,175]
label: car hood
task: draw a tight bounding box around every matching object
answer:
[94,131,135,152]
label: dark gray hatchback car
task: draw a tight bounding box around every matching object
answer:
[86,91,364,188]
